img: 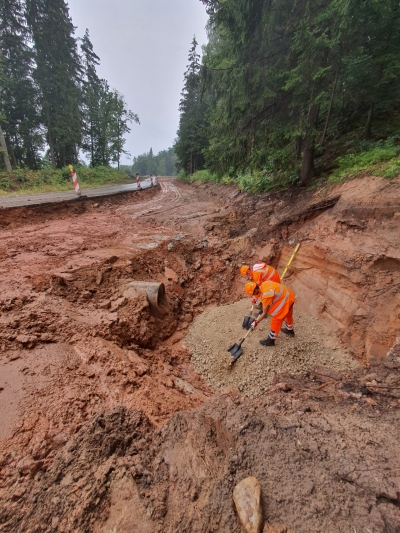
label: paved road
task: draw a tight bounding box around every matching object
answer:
[0,178,158,209]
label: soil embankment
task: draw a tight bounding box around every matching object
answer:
[0,176,399,532]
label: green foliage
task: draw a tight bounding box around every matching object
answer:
[132,147,177,176]
[0,2,138,171]
[381,159,400,179]
[0,166,131,195]
[189,169,219,183]
[329,140,400,183]
[26,0,83,168]
[182,166,300,193]
[0,0,42,169]
[173,0,400,187]
[174,37,209,175]
[80,31,139,169]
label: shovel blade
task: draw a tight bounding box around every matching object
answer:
[242,315,255,330]
[227,343,243,361]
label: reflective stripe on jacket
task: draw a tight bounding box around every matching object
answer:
[260,281,295,317]
[252,263,281,286]
[252,263,280,285]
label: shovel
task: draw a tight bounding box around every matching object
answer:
[242,305,255,330]
[228,328,253,362]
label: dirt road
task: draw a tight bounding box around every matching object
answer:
[0,176,399,533]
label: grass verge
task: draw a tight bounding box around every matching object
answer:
[0,166,132,196]
[328,139,400,183]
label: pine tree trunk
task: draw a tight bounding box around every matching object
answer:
[364,102,373,140]
[299,103,320,187]
[46,109,56,169]
[321,68,339,146]
[90,119,94,167]
[0,125,12,171]
[295,135,302,160]
[49,141,56,169]
[29,142,38,170]
[8,138,18,168]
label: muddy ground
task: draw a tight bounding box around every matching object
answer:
[0,176,399,532]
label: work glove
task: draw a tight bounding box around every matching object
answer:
[251,297,258,304]
[251,319,258,329]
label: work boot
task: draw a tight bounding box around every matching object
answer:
[259,337,275,346]
[281,328,295,337]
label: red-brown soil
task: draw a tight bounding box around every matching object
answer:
[0,176,399,533]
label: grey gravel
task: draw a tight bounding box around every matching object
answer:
[184,298,359,397]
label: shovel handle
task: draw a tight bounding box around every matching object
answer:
[281,243,301,281]
[237,327,253,347]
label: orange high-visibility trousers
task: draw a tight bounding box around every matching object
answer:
[270,301,294,334]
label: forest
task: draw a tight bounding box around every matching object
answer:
[175,0,400,190]
[128,147,177,176]
[0,0,138,172]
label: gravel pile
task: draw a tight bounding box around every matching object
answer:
[185,298,359,397]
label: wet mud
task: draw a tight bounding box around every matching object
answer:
[0,176,399,532]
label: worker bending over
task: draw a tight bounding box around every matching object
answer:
[241,262,281,307]
[244,281,295,346]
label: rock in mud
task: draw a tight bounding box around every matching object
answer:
[233,476,263,533]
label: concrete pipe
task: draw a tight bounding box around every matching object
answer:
[123,281,166,308]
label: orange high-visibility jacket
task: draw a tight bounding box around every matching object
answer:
[260,281,295,319]
[251,263,281,285]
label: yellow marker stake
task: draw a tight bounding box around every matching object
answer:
[281,243,301,281]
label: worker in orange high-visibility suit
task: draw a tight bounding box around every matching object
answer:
[244,280,295,346]
[240,263,281,306]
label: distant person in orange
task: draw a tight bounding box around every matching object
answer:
[240,263,280,305]
[244,280,295,346]
[136,173,141,188]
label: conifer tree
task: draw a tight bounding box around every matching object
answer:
[26,0,82,168]
[195,0,400,185]
[107,89,139,169]
[132,147,177,176]
[0,0,41,169]
[175,36,208,174]
[80,28,101,166]
[80,32,138,168]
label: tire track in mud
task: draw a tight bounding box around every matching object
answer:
[115,183,167,217]
[116,180,184,219]
[118,179,213,223]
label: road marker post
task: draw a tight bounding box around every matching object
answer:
[68,164,81,196]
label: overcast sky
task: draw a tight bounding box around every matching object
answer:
[67,0,209,165]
